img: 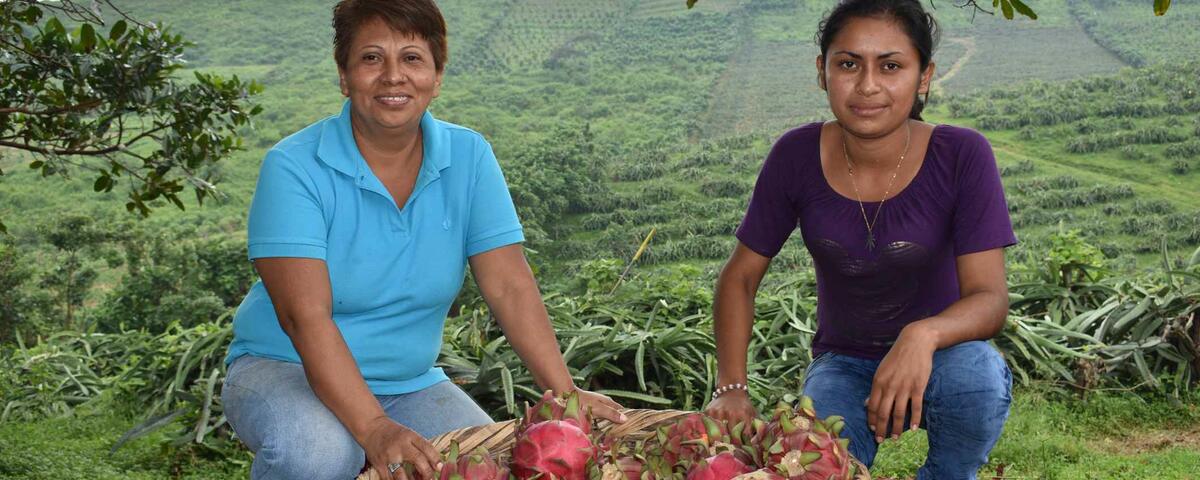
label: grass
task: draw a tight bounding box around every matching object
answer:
[872,385,1200,479]
[1,386,1195,479]
[0,396,252,479]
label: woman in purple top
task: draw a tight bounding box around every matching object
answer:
[704,1,1015,478]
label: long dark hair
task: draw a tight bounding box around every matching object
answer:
[815,0,940,120]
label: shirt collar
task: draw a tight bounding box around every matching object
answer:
[316,100,451,180]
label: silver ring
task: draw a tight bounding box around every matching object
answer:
[388,462,404,474]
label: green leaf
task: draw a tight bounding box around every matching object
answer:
[29,161,44,169]
[79,23,96,51]
[686,0,698,8]
[1154,0,1171,16]
[18,6,43,24]
[1009,0,1038,19]
[500,366,515,415]
[595,390,672,405]
[110,20,127,40]
[1000,0,1015,20]
[635,341,647,391]
[44,17,65,36]
[93,175,112,192]
[194,368,220,443]
[0,219,7,235]
[112,409,186,452]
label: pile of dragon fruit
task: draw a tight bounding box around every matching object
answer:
[418,390,863,480]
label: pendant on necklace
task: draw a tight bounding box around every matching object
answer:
[866,232,876,251]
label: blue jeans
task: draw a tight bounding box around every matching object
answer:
[222,355,494,480]
[802,341,1012,480]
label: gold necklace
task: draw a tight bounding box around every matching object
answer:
[841,121,910,251]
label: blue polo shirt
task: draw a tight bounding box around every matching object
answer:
[225,101,524,394]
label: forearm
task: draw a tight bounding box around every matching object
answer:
[713,265,759,386]
[901,289,1009,350]
[489,281,575,393]
[284,316,388,445]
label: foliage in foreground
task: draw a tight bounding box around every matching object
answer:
[1,237,1196,462]
[1,384,1196,479]
[0,0,262,232]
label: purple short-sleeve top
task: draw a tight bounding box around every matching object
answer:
[736,122,1017,360]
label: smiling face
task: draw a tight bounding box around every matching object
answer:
[817,16,934,139]
[338,17,443,137]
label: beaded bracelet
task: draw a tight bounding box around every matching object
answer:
[711,382,748,400]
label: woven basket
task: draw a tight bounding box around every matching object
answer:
[357,409,870,480]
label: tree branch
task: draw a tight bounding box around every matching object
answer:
[17,0,149,29]
[0,139,123,156]
[954,0,995,16]
[0,122,174,156]
[0,100,103,116]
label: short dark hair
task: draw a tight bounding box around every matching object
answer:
[816,0,940,120]
[332,0,448,72]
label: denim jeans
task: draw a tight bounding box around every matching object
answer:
[802,341,1012,480]
[222,355,494,480]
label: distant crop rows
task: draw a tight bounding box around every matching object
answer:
[1069,0,1200,67]
[545,62,1200,273]
[945,62,1200,261]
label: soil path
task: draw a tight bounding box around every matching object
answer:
[933,36,977,90]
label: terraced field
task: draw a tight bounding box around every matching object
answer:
[696,0,1128,139]
[1069,0,1200,67]
[701,39,826,138]
[484,0,629,69]
[935,18,1126,91]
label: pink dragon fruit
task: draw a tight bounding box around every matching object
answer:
[657,413,731,470]
[754,399,852,480]
[730,470,785,480]
[684,452,754,480]
[522,389,594,434]
[511,419,599,480]
[437,442,508,480]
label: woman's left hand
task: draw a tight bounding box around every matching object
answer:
[569,388,627,424]
[866,323,937,444]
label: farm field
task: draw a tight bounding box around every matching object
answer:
[2,1,1199,479]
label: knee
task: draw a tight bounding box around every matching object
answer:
[802,355,871,413]
[930,342,1012,420]
[936,342,1010,389]
[257,416,364,480]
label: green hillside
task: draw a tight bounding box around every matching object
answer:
[1069,0,1200,67]
[3,2,1200,478]
[2,0,1198,271]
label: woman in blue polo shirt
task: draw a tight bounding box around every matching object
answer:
[220,2,625,479]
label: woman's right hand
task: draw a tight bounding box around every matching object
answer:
[704,389,758,429]
[362,416,442,480]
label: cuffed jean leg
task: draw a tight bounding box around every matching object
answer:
[801,353,880,467]
[917,341,1012,480]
